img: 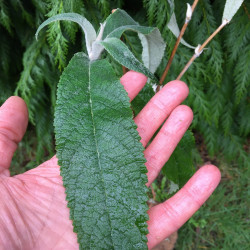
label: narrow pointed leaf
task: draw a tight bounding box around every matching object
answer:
[167,13,195,49]
[55,52,149,249]
[103,9,165,73]
[100,37,158,82]
[35,13,96,56]
[222,0,244,22]
[103,9,137,39]
[107,25,154,39]
[138,29,166,73]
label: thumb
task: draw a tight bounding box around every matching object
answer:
[0,97,28,176]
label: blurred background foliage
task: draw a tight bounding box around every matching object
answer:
[0,0,249,249]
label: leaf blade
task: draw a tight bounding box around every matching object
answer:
[100,37,158,82]
[167,13,195,49]
[103,9,165,73]
[222,0,244,22]
[35,13,96,56]
[55,52,149,249]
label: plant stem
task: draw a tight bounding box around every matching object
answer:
[158,22,188,85]
[157,0,199,91]
[176,20,228,80]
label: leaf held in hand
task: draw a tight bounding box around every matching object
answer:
[54,52,149,249]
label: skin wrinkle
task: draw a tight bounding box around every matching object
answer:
[0,217,18,250]
[6,175,68,249]
[0,184,26,249]
[9,181,42,247]
[183,185,203,208]
[0,134,17,169]
[0,126,21,144]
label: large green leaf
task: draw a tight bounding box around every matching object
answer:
[55,52,149,249]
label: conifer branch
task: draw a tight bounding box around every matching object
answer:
[157,0,199,91]
[176,20,229,80]
[243,3,250,20]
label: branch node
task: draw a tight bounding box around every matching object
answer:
[222,18,230,26]
[195,44,203,57]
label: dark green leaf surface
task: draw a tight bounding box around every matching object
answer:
[55,52,149,249]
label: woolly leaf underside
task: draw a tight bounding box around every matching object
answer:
[54,52,149,249]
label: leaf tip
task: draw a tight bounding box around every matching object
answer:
[35,31,39,41]
[186,3,193,22]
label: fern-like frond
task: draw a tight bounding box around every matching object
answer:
[14,36,46,123]
[220,133,250,168]
[237,98,250,137]
[143,0,158,26]
[93,0,110,18]
[62,0,84,42]
[208,84,225,127]
[187,76,211,123]
[199,122,218,157]
[0,0,12,34]
[143,0,173,28]
[46,0,68,70]
[234,44,250,103]
[224,4,250,66]
[34,96,54,161]
[10,0,33,27]
[221,101,234,135]
[0,31,10,73]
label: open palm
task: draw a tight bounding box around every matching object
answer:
[0,71,220,250]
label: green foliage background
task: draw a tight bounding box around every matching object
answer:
[0,0,249,248]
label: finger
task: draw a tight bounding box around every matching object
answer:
[120,71,147,101]
[134,80,189,147]
[0,96,28,176]
[145,105,193,186]
[147,165,221,249]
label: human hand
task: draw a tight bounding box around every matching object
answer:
[0,71,220,249]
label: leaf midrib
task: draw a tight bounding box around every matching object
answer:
[87,60,115,249]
